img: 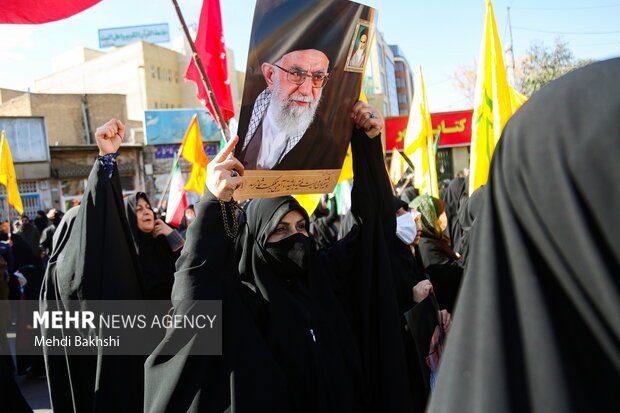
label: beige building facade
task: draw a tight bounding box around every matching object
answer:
[35,41,184,128]
[0,91,142,214]
[35,40,244,127]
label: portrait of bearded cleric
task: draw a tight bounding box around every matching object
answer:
[235,0,375,173]
[237,48,334,170]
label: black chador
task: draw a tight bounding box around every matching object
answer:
[40,161,144,412]
[145,127,414,412]
[428,58,620,413]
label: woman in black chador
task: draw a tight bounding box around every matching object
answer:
[39,119,178,412]
[409,195,463,312]
[124,192,184,300]
[144,101,415,413]
[428,58,620,413]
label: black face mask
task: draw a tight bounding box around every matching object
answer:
[264,232,312,279]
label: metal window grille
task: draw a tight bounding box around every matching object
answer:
[0,181,41,220]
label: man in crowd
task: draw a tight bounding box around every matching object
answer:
[15,215,40,257]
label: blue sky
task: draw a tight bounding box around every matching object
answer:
[1,0,619,112]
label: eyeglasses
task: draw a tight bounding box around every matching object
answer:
[273,64,329,88]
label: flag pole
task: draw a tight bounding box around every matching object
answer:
[155,152,181,215]
[171,0,231,142]
[399,151,415,171]
[5,199,10,241]
[426,134,438,196]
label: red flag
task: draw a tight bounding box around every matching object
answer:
[185,0,234,126]
[0,0,102,24]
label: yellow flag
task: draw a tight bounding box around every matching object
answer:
[509,86,528,111]
[469,0,516,195]
[388,149,408,186]
[403,65,438,197]
[180,114,209,195]
[0,131,23,215]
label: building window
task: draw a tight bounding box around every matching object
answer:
[150,66,156,78]
[395,61,405,72]
[174,71,179,83]
[436,148,454,183]
[398,92,408,104]
[167,70,172,81]
[154,102,158,109]
[396,77,406,88]
[157,67,161,79]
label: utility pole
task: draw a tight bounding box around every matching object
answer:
[507,6,517,86]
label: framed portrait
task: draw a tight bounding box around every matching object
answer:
[233,0,376,199]
[344,19,373,73]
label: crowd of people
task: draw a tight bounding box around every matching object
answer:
[0,209,65,374]
[2,58,619,412]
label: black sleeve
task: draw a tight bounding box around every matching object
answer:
[170,190,238,302]
[165,229,185,252]
[325,126,395,280]
[58,160,142,301]
[332,126,415,411]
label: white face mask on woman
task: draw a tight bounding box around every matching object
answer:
[396,212,417,245]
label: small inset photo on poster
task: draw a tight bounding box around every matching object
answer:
[234,0,375,199]
[344,19,372,73]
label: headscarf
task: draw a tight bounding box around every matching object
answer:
[393,197,409,213]
[237,196,311,285]
[178,204,195,233]
[124,192,176,300]
[409,195,445,240]
[124,192,151,252]
[428,58,620,413]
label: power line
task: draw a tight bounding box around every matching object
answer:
[513,26,620,35]
[512,4,620,11]
[571,41,620,47]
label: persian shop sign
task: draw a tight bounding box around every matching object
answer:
[385,110,473,151]
[99,23,170,48]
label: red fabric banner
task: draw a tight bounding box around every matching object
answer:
[185,0,235,126]
[0,0,102,24]
[431,110,473,147]
[384,116,409,151]
[385,110,474,151]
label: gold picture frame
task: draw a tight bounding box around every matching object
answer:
[344,18,373,73]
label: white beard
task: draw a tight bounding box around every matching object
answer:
[270,75,322,136]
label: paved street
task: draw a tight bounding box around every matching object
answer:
[8,332,52,412]
[17,374,52,413]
